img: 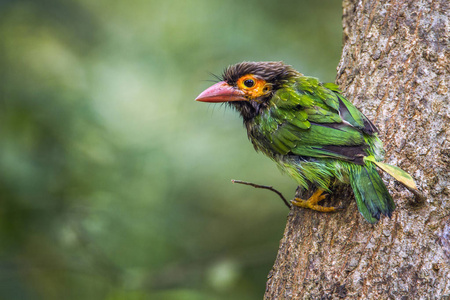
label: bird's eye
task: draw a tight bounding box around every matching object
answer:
[236,75,268,99]
[243,79,255,88]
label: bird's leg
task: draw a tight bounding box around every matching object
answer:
[291,188,336,212]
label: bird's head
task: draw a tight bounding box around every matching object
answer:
[196,61,299,122]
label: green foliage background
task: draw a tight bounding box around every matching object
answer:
[0,0,341,299]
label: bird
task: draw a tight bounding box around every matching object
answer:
[195,61,419,224]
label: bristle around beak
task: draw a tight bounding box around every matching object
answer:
[195,81,246,103]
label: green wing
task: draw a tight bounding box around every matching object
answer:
[257,76,377,164]
[322,81,378,134]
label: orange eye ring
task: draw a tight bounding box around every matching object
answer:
[237,74,270,100]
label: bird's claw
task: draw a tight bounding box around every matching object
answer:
[291,189,337,213]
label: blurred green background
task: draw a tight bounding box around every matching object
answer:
[0,0,342,299]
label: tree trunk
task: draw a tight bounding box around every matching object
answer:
[264,0,449,298]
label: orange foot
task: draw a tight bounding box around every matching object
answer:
[291,189,336,213]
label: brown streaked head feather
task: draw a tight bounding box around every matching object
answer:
[222,61,299,89]
[221,61,299,123]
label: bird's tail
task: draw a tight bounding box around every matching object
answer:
[363,156,424,201]
[348,163,396,224]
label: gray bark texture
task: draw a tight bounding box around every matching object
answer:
[264,0,449,299]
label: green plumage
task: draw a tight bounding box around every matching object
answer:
[253,77,393,222]
[197,61,419,223]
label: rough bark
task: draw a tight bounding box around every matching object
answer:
[264,0,449,299]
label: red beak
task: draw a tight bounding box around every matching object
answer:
[195,81,246,103]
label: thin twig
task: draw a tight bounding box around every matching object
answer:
[231,179,292,209]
